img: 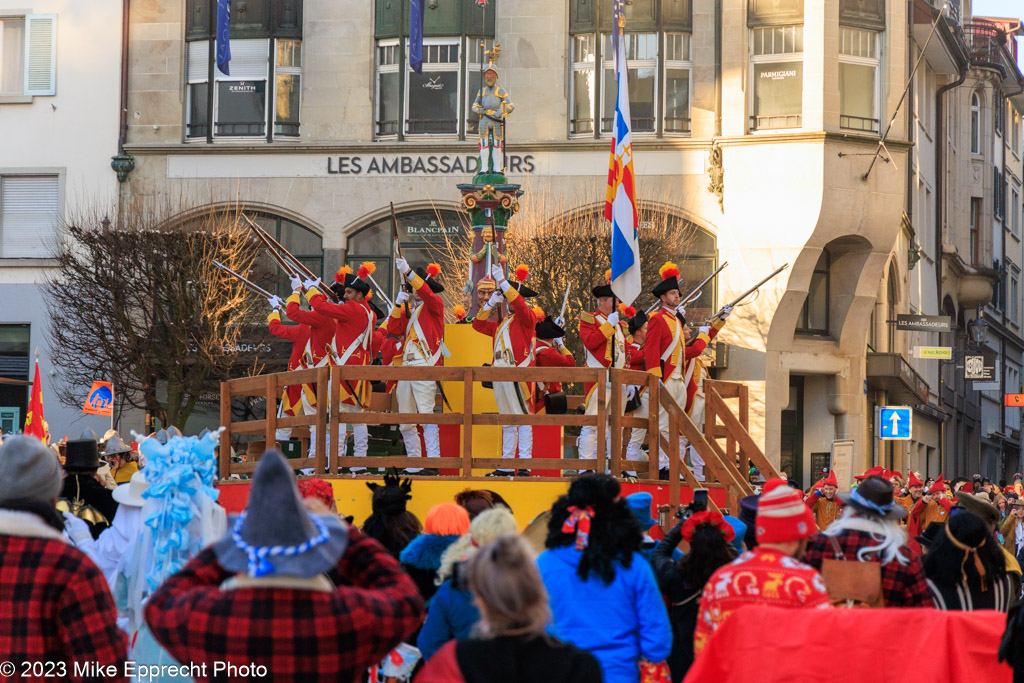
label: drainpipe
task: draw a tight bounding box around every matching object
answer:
[934,62,967,474]
[110,0,135,202]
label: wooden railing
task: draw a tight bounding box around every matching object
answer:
[219,366,769,515]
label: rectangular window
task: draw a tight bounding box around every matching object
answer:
[0,14,55,97]
[0,323,30,435]
[406,40,460,136]
[602,32,658,134]
[995,92,1004,136]
[995,167,1004,220]
[839,27,880,133]
[274,39,301,137]
[186,38,300,140]
[750,25,803,131]
[664,33,692,135]
[1012,268,1020,324]
[1013,187,1020,238]
[1014,110,1021,153]
[797,250,829,334]
[570,34,596,136]
[970,197,981,265]
[376,40,399,137]
[0,175,59,258]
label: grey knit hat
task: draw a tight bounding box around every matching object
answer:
[0,435,63,503]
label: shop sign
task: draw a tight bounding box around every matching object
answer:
[326,153,536,176]
[895,314,952,332]
[912,346,951,359]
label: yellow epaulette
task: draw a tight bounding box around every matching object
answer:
[286,292,301,306]
[580,312,595,324]
[267,311,281,323]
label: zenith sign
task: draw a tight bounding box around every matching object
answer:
[879,406,911,441]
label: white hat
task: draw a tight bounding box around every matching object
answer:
[112,470,149,507]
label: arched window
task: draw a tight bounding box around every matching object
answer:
[247,213,323,296]
[346,209,465,297]
[886,265,898,352]
[971,92,981,155]
[797,250,829,335]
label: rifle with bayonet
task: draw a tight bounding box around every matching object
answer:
[557,281,572,326]
[240,213,340,303]
[699,263,789,324]
[681,262,728,308]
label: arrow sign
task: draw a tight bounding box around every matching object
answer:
[879,406,912,440]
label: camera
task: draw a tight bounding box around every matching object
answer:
[675,488,709,519]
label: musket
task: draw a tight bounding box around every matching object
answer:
[390,203,412,320]
[213,260,274,300]
[239,213,340,303]
[721,263,789,310]
[680,262,728,308]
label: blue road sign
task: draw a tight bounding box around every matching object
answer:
[879,406,912,440]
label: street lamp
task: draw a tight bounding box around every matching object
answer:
[967,314,989,348]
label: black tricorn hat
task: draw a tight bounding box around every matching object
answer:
[628,309,649,335]
[592,283,614,298]
[64,439,101,471]
[414,266,445,293]
[366,296,385,321]
[651,262,681,297]
[343,273,371,294]
[535,317,566,340]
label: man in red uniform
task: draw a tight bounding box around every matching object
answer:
[473,263,538,476]
[644,262,731,480]
[305,264,378,470]
[694,479,829,654]
[532,311,575,414]
[389,259,447,476]
[577,270,629,468]
[624,309,648,480]
[267,295,318,464]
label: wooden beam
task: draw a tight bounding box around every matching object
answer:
[462,368,473,477]
[315,366,328,474]
[219,381,231,479]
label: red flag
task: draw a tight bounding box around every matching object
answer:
[24,359,46,442]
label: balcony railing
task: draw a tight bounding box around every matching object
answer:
[964,21,1006,72]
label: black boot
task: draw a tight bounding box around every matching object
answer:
[659,468,669,481]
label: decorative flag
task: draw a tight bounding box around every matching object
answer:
[409,0,424,74]
[24,359,46,441]
[604,0,641,306]
[83,381,114,417]
[216,0,232,76]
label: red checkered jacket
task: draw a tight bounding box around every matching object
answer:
[144,527,424,682]
[803,529,931,607]
[0,509,127,682]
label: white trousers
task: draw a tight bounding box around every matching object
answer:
[338,402,368,470]
[624,390,650,476]
[657,376,705,480]
[576,382,625,466]
[397,363,440,472]
[277,390,331,471]
[492,373,531,470]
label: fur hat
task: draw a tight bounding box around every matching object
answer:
[755,479,818,543]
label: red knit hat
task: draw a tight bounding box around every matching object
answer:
[822,471,838,487]
[907,471,924,487]
[928,475,945,494]
[756,479,818,543]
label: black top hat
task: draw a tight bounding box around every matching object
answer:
[536,317,566,340]
[64,439,101,471]
[839,475,907,521]
[915,522,944,548]
[628,309,648,335]
[414,267,445,293]
[213,450,349,577]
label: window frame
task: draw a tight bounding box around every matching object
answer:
[403,37,462,138]
[1012,186,1020,239]
[970,197,981,265]
[748,25,804,132]
[185,37,303,142]
[662,32,693,136]
[600,31,660,136]
[0,13,56,101]
[569,33,597,137]
[796,249,830,335]
[375,38,400,138]
[971,92,982,155]
[838,26,881,134]
[0,171,63,260]
[1011,264,1020,325]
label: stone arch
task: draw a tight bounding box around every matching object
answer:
[168,200,328,239]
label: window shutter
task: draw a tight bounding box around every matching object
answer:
[1,176,60,258]
[222,38,270,80]
[24,14,57,96]
[187,40,210,82]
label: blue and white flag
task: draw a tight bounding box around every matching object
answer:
[409,0,424,74]
[604,0,640,305]
[216,0,231,76]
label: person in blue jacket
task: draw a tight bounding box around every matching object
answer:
[537,474,672,683]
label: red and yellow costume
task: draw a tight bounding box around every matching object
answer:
[532,335,575,414]
[578,309,628,407]
[285,291,337,366]
[386,269,446,367]
[267,310,314,417]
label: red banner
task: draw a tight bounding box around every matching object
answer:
[685,604,1011,683]
[23,360,46,442]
